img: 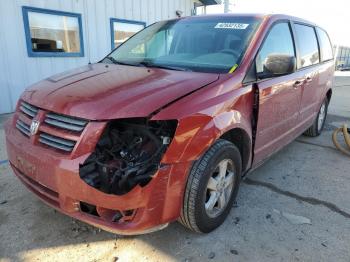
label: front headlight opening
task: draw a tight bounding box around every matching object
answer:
[79,118,177,195]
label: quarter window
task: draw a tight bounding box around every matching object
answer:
[110,19,146,49]
[22,6,84,57]
[294,24,319,68]
[256,22,295,74]
[316,28,333,62]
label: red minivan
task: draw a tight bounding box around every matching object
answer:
[5,14,334,234]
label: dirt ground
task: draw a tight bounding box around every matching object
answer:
[1,74,350,262]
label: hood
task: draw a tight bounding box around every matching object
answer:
[21,63,219,120]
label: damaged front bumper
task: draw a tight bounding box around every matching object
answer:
[4,116,192,235]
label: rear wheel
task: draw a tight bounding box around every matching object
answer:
[304,97,328,137]
[179,139,241,233]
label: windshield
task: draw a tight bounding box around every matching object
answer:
[103,16,261,73]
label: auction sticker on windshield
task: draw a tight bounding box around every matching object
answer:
[215,23,249,29]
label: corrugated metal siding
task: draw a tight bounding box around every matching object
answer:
[0,0,196,114]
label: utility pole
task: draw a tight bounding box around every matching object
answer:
[224,0,231,13]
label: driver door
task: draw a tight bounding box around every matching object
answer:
[253,22,303,165]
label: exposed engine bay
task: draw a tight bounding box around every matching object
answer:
[79,119,177,195]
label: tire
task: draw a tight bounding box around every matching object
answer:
[304,97,329,137]
[179,139,242,233]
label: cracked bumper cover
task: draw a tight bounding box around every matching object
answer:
[4,118,193,235]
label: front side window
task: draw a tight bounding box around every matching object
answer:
[256,22,295,74]
[316,28,333,62]
[104,17,262,73]
[22,6,84,57]
[110,19,146,49]
[294,24,319,68]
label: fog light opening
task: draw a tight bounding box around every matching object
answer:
[79,119,177,195]
[96,206,136,223]
[80,202,99,217]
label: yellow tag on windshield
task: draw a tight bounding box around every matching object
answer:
[229,64,238,74]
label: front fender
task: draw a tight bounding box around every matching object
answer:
[160,110,252,164]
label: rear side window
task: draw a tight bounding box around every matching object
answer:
[294,24,319,68]
[316,28,333,61]
[256,22,295,74]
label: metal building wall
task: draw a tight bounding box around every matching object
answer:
[335,45,350,71]
[0,0,196,114]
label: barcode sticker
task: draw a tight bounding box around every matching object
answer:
[215,23,249,29]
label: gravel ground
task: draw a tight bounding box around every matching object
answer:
[0,76,350,262]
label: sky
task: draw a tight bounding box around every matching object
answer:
[201,0,350,47]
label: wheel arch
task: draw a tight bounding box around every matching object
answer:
[326,88,332,102]
[219,127,252,173]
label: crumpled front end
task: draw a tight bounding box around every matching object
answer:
[79,119,177,196]
[5,100,194,234]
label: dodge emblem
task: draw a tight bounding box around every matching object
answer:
[30,120,40,135]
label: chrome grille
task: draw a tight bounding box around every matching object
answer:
[19,101,38,118]
[16,101,83,153]
[16,119,30,136]
[45,113,88,132]
[39,133,76,152]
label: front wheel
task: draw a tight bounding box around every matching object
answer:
[179,139,241,233]
[304,97,329,137]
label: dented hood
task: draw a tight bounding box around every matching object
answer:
[21,63,219,120]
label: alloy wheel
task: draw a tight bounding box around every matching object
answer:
[318,101,327,132]
[205,159,235,218]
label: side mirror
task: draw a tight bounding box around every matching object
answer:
[258,54,296,79]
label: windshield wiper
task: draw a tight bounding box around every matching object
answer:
[138,61,191,72]
[104,58,191,71]
[104,57,139,67]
